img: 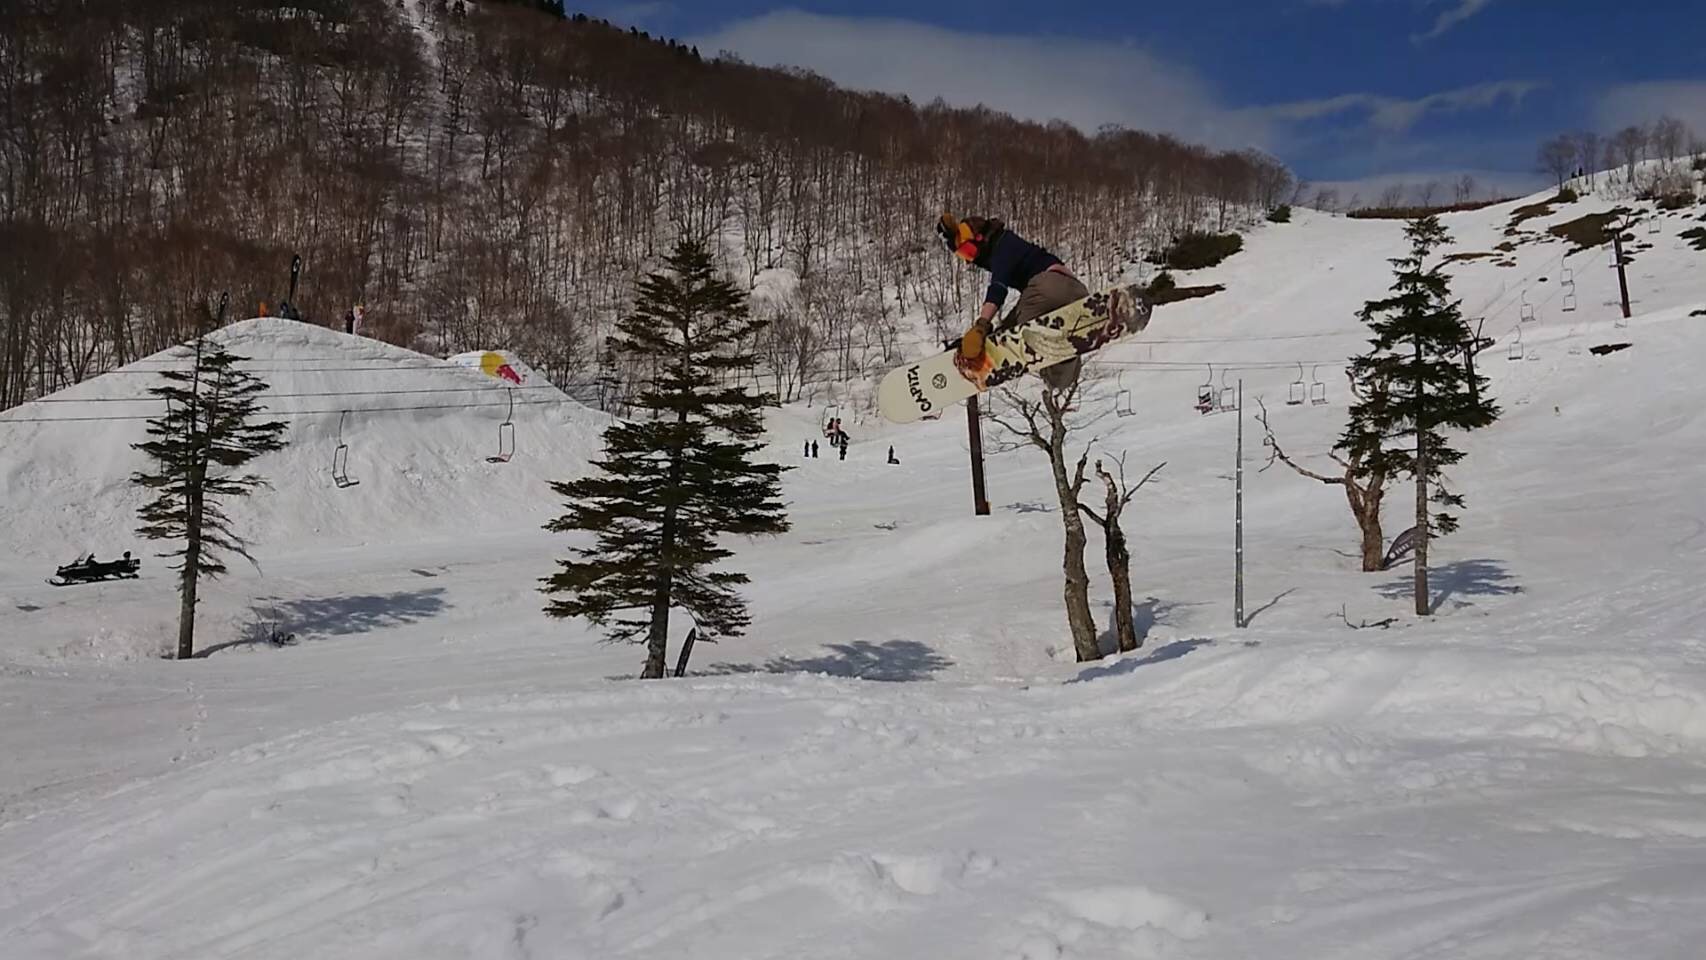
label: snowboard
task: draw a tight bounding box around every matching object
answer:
[877,282,1152,424]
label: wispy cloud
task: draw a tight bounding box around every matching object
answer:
[1262,81,1541,133]
[690,11,1276,152]
[692,11,1536,152]
[1594,81,1706,136]
[1414,0,1496,42]
[588,2,675,28]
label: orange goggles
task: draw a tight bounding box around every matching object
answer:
[945,220,977,260]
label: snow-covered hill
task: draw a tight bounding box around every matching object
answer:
[3,185,1706,959]
[0,319,606,562]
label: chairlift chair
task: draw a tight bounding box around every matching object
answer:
[1217,368,1236,412]
[332,410,359,488]
[1115,370,1135,417]
[1519,291,1536,323]
[1286,362,1305,406]
[1561,291,1578,312]
[486,388,516,464]
[1195,364,1216,414]
[1507,329,1523,361]
[1308,365,1327,405]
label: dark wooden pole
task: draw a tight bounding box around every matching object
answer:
[1613,231,1631,319]
[967,394,990,516]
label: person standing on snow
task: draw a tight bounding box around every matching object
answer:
[937,212,1087,389]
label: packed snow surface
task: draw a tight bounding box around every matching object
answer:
[4,187,1706,958]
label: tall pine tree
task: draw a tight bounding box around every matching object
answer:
[132,331,289,659]
[542,238,789,678]
[1338,216,1500,614]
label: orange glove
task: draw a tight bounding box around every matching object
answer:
[959,320,989,359]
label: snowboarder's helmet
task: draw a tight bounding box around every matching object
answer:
[937,212,977,261]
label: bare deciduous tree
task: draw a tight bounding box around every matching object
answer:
[1572,131,1601,189]
[1077,455,1164,653]
[990,380,1102,662]
[1256,391,1393,572]
[1537,135,1577,190]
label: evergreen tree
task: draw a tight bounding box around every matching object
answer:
[542,238,789,678]
[132,333,289,659]
[1338,216,1500,614]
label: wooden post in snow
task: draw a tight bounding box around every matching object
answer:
[967,394,990,516]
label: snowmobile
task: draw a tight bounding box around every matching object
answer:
[48,552,142,587]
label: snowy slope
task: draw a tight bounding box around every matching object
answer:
[0,319,606,563]
[4,186,1706,959]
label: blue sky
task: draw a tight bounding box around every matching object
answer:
[581,1,1706,200]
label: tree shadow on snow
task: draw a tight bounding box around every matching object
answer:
[1242,587,1296,626]
[1070,638,1214,683]
[702,639,952,682]
[1096,596,1206,656]
[1376,558,1521,614]
[198,588,450,657]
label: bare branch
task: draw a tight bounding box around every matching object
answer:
[1255,398,1343,485]
[1336,604,1396,630]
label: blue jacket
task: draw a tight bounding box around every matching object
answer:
[976,227,1062,308]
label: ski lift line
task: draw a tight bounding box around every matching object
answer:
[880,327,1366,355]
[25,383,576,404]
[0,396,565,425]
[1096,358,1352,370]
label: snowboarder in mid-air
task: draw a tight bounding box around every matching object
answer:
[937,212,1088,389]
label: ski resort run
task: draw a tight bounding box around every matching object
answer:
[5,171,1706,958]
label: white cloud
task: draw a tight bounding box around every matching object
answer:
[689,10,1278,152]
[688,11,1542,180]
[588,2,675,28]
[1262,81,1539,133]
[1594,81,1706,138]
[1414,0,1497,41]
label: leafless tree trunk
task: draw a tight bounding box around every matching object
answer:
[991,380,1101,662]
[1257,398,1391,572]
[1078,456,1165,653]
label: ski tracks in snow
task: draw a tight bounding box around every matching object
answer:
[8,660,1706,958]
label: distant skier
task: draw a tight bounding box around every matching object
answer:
[937,212,1088,389]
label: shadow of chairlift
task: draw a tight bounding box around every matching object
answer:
[332,410,359,488]
[486,388,516,464]
[1115,370,1134,417]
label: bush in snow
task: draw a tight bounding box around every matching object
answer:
[1147,232,1243,271]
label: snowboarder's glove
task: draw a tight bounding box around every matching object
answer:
[959,319,990,359]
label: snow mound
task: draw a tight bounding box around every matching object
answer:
[0,319,605,560]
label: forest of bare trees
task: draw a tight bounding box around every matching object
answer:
[1535,116,1702,197]
[0,0,1294,410]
